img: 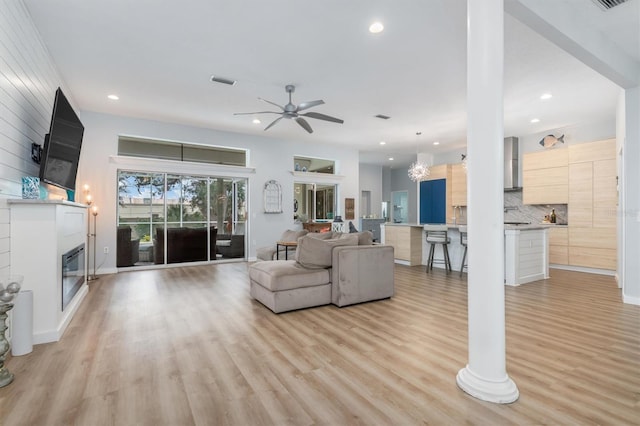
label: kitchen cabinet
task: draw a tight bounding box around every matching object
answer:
[420,179,446,224]
[522,149,569,204]
[568,139,617,270]
[421,164,453,225]
[451,163,467,206]
[382,224,423,266]
[568,162,593,227]
[593,159,617,228]
[548,226,568,265]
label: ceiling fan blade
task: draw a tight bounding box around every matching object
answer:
[295,117,313,133]
[234,111,280,115]
[264,116,284,131]
[297,100,324,112]
[301,111,344,124]
[258,97,285,111]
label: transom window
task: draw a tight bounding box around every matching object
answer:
[118,136,247,166]
[293,156,335,174]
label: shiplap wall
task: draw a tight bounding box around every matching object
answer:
[0,0,71,275]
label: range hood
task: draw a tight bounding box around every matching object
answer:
[504,136,520,191]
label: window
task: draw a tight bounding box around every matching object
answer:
[294,182,336,222]
[118,136,247,166]
[293,156,335,174]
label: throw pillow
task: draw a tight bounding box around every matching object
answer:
[295,234,358,269]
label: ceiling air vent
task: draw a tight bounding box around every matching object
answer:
[375,114,391,120]
[210,75,237,86]
[591,0,629,10]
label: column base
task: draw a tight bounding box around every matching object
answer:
[456,365,519,404]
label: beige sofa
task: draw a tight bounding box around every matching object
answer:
[256,229,309,261]
[249,232,395,313]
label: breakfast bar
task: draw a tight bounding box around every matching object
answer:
[381,222,550,285]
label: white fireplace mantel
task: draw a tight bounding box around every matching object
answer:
[8,199,89,344]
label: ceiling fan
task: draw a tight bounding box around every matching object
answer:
[234,84,344,134]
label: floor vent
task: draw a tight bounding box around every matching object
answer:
[591,0,629,10]
[375,114,391,120]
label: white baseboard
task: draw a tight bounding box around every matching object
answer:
[549,264,615,276]
[622,293,640,305]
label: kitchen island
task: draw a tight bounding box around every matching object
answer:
[504,224,550,286]
[382,222,550,285]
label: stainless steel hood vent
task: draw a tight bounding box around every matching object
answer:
[504,136,520,191]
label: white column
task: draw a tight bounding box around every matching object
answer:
[456,0,519,403]
[622,86,640,305]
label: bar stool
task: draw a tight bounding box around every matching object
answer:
[424,224,452,273]
[459,225,468,277]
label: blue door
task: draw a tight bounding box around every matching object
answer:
[420,179,446,224]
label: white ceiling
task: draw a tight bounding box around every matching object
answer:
[24,0,638,166]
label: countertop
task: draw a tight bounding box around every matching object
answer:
[382,222,567,230]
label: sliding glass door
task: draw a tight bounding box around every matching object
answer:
[117,170,247,266]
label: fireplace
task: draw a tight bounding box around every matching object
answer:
[62,244,85,311]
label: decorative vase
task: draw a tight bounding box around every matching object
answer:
[0,275,23,388]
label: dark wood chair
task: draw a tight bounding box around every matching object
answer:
[117,226,140,267]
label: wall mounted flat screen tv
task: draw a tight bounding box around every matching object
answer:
[39,87,84,191]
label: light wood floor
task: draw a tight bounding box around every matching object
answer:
[1,263,638,425]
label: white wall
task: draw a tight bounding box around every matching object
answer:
[359,163,383,218]
[78,111,360,272]
[0,0,71,276]
[621,86,640,304]
[387,167,417,224]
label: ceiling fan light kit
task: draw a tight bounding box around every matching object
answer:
[235,84,344,134]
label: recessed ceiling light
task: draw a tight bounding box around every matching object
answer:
[433,141,440,145]
[369,22,384,34]
[379,141,386,145]
[530,118,540,123]
[540,93,553,100]
[388,157,394,161]
[252,118,261,124]
[107,94,119,100]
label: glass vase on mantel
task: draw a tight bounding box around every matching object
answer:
[0,275,23,387]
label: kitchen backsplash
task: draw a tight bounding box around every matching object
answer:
[451,191,568,225]
[504,190,567,225]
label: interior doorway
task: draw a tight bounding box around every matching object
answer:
[361,190,371,218]
[391,190,408,223]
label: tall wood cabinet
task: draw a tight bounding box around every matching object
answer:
[568,139,617,270]
[451,163,467,206]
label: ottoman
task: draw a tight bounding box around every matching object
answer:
[249,260,331,313]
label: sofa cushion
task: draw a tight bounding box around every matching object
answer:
[280,229,308,242]
[340,231,373,246]
[306,231,337,240]
[249,260,330,291]
[295,234,359,269]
